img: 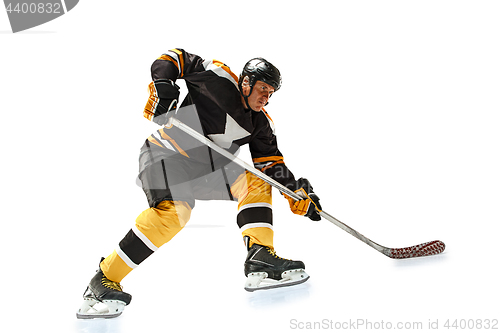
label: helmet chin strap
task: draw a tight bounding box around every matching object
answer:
[241,85,258,112]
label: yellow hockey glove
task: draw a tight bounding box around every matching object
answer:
[143,79,180,125]
[284,178,322,221]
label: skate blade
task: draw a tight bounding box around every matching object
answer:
[76,298,126,319]
[244,269,310,292]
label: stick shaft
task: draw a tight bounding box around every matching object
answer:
[318,211,385,252]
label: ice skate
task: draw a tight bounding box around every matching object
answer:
[76,258,132,319]
[244,243,309,292]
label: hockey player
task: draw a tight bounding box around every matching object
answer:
[77,49,322,319]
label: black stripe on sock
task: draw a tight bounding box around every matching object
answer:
[237,206,273,229]
[119,229,154,265]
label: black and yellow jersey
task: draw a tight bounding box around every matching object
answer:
[140,48,296,188]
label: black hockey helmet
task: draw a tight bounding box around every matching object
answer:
[238,58,282,94]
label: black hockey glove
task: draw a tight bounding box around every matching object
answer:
[284,178,322,221]
[143,79,180,125]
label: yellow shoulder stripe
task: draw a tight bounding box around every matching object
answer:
[171,49,185,77]
[212,60,239,83]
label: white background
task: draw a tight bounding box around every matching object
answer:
[1,1,499,332]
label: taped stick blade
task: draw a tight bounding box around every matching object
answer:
[384,240,445,259]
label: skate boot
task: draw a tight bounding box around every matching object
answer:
[244,243,310,292]
[76,258,132,319]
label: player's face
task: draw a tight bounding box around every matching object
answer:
[243,80,275,111]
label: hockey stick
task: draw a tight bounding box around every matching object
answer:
[166,117,445,259]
